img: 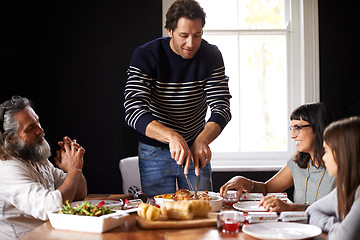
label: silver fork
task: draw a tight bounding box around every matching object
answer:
[182,164,194,192]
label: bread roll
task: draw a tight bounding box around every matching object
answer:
[137,203,161,221]
[190,200,211,217]
[161,201,194,220]
[146,205,161,220]
[137,203,150,219]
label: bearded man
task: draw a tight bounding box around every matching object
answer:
[0,96,87,240]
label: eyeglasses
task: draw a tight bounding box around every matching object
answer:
[288,124,312,134]
[0,96,23,134]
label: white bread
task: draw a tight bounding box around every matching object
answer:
[137,203,161,221]
[190,200,211,217]
[161,201,194,220]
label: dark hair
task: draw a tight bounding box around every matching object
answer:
[165,0,206,31]
[324,116,360,220]
[290,102,334,168]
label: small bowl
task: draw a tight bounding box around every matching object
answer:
[208,196,223,212]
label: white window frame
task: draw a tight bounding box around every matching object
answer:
[162,0,320,172]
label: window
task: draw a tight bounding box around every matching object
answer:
[162,0,320,171]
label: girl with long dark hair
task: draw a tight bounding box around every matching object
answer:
[307,116,360,239]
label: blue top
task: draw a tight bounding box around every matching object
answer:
[124,37,231,147]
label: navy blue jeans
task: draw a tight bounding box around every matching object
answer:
[138,142,213,196]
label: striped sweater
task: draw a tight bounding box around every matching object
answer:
[124,37,231,147]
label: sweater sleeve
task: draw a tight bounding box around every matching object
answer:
[306,189,339,232]
[205,66,232,130]
[327,188,360,240]
[203,45,232,130]
[306,187,360,240]
[124,47,157,135]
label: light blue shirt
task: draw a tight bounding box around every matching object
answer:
[287,158,335,204]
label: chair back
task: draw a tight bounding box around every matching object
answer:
[119,156,141,194]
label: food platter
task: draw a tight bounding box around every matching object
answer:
[154,190,218,201]
[136,189,220,228]
[242,222,322,239]
[154,191,223,212]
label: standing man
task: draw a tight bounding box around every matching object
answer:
[0,96,87,239]
[124,0,231,195]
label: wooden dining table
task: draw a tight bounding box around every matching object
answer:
[21,194,328,240]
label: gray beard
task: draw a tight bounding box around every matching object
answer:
[9,135,51,163]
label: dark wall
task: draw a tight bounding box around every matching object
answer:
[1,1,161,193]
[318,0,360,119]
[1,1,358,194]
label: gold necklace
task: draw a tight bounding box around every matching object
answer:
[304,160,326,204]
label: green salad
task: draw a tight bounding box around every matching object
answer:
[59,200,115,217]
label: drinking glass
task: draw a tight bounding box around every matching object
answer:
[223,190,238,206]
[217,210,244,233]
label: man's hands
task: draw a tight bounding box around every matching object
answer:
[168,132,208,176]
[145,120,221,176]
[168,131,211,176]
[191,135,211,175]
[168,132,192,174]
[55,136,85,173]
[190,122,221,175]
[56,136,87,203]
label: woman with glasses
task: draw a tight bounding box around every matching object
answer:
[306,117,360,240]
[220,102,335,212]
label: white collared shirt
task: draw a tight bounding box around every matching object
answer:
[0,158,66,240]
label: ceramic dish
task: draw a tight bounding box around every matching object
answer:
[47,210,128,233]
[208,196,223,212]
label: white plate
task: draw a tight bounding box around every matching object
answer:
[242,222,322,239]
[233,201,266,212]
[71,199,123,208]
